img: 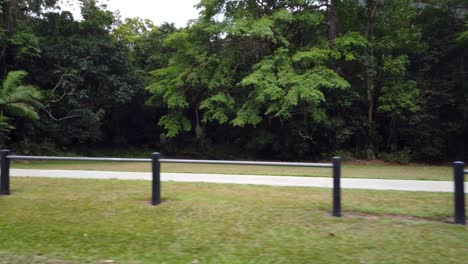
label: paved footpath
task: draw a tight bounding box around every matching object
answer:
[11,169,466,193]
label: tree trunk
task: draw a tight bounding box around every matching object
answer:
[328,0,338,44]
[364,0,378,159]
[367,78,374,122]
[0,0,19,76]
[365,0,377,123]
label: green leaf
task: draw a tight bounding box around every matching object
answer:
[200,93,235,124]
[293,48,333,66]
[334,32,369,61]
[158,112,191,138]
[250,17,274,40]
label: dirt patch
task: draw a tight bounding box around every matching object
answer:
[342,159,450,167]
[327,211,437,223]
[0,253,76,264]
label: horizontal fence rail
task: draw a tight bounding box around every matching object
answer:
[7,155,333,168]
[7,155,152,162]
[159,159,332,168]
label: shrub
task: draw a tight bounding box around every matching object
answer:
[334,150,356,161]
[380,148,412,164]
[11,140,59,156]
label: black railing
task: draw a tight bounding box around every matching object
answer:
[6,155,152,162]
[1,149,466,225]
[0,150,341,216]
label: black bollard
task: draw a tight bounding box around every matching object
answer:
[332,157,341,217]
[0,149,10,195]
[152,152,161,206]
[453,161,466,225]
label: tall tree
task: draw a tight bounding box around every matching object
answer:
[146,0,362,157]
[23,0,144,146]
[0,0,58,75]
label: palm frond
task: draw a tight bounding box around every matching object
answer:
[4,103,40,120]
[4,85,43,104]
[0,71,43,121]
[1,71,28,97]
[0,116,14,133]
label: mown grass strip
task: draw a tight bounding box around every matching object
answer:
[0,178,466,263]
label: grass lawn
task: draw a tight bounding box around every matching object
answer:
[0,177,467,263]
[12,160,455,181]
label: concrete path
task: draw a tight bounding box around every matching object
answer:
[11,169,465,193]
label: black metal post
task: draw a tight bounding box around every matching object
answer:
[152,152,161,206]
[332,157,341,217]
[453,161,465,225]
[0,149,11,195]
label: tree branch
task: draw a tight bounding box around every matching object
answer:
[50,90,74,103]
[298,130,315,143]
[42,109,81,122]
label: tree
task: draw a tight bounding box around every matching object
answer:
[23,1,144,146]
[348,0,425,157]
[0,0,59,75]
[113,17,156,51]
[146,0,356,157]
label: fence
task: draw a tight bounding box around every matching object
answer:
[1,149,466,225]
[0,150,342,217]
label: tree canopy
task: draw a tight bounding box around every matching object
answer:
[0,0,466,162]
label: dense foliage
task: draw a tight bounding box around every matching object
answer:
[0,0,467,162]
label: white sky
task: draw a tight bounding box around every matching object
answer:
[60,0,201,27]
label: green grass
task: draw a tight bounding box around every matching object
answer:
[0,177,467,263]
[12,160,454,181]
